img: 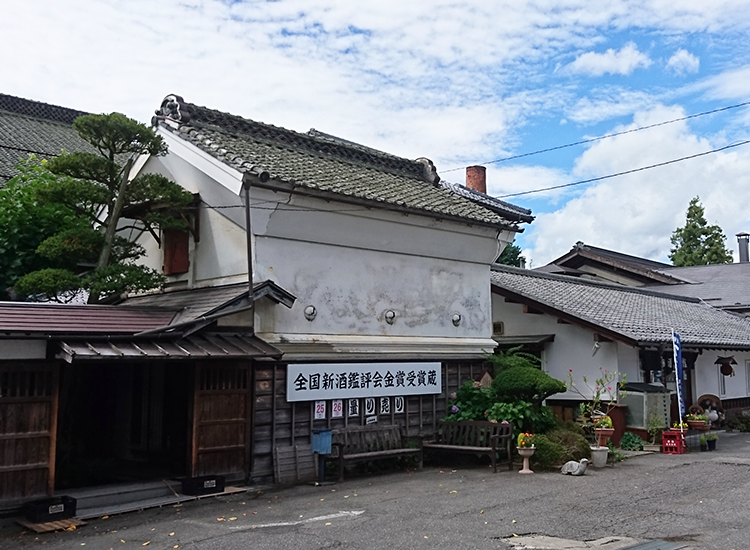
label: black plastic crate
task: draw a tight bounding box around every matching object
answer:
[181,475,225,496]
[23,496,77,524]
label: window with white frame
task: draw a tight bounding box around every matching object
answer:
[718,364,726,396]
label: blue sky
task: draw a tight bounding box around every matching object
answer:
[2,1,750,266]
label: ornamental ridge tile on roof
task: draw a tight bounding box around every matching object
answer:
[151,94,531,228]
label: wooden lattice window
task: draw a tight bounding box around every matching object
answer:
[199,366,248,391]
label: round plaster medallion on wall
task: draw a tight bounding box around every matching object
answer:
[452,313,462,327]
[304,305,317,321]
[385,310,397,325]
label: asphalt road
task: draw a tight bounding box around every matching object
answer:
[2,432,750,550]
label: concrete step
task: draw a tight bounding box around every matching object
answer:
[60,480,247,519]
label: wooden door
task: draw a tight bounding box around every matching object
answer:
[190,362,252,478]
[0,363,59,501]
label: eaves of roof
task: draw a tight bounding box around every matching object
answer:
[152,98,529,230]
[491,264,750,350]
[0,302,178,336]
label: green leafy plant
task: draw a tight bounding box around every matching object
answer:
[528,433,564,469]
[699,435,707,445]
[486,346,542,373]
[492,366,566,407]
[619,432,646,451]
[566,367,626,419]
[594,416,613,428]
[444,381,495,421]
[607,441,625,462]
[684,413,707,422]
[705,433,718,441]
[517,432,535,448]
[647,415,664,444]
[545,428,591,462]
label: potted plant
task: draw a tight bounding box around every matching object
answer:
[593,415,615,446]
[644,415,664,452]
[671,421,689,431]
[566,367,626,447]
[517,433,535,474]
[706,433,718,451]
[684,413,708,430]
[699,435,708,451]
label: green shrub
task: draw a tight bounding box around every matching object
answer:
[726,415,750,432]
[528,433,565,469]
[487,402,557,434]
[619,432,646,451]
[444,381,495,421]
[487,346,542,373]
[492,367,566,407]
[545,428,591,462]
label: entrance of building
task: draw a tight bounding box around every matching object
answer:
[55,361,191,490]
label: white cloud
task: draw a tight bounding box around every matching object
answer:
[666,49,700,75]
[566,89,658,125]
[3,0,750,272]
[567,42,652,76]
[523,105,750,266]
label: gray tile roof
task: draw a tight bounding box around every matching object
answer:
[491,264,750,349]
[650,262,750,310]
[122,282,248,325]
[154,99,528,228]
[120,280,296,326]
[0,94,95,184]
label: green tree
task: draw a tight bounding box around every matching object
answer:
[497,240,524,267]
[13,113,194,303]
[669,197,732,266]
[0,159,86,300]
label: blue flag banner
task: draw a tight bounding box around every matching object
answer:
[672,330,685,421]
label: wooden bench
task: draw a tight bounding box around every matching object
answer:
[424,421,513,472]
[332,424,423,482]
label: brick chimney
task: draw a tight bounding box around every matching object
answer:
[466,165,486,194]
[738,232,749,263]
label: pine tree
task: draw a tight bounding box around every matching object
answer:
[669,197,732,266]
[12,113,194,303]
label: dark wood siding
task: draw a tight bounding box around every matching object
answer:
[0,362,58,501]
[191,362,251,478]
[249,361,486,483]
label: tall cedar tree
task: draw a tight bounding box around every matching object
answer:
[13,113,194,303]
[669,196,732,266]
[497,240,524,267]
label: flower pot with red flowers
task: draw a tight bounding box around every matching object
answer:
[517,433,535,474]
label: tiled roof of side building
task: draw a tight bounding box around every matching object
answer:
[0,94,95,184]
[649,262,750,309]
[153,97,530,228]
[0,302,177,335]
[491,264,750,349]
